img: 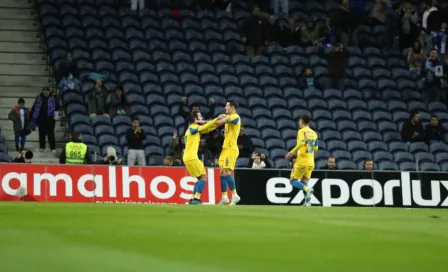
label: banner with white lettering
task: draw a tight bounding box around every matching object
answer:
[235,169,448,208]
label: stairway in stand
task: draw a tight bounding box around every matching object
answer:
[0,0,65,164]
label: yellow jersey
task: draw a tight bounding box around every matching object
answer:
[222,113,241,150]
[183,119,217,161]
[290,126,318,167]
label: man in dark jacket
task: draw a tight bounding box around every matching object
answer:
[126,116,146,166]
[237,126,253,158]
[320,43,349,90]
[31,87,59,153]
[425,115,446,143]
[8,98,31,152]
[421,49,444,103]
[321,156,339,170]
[56,53,79,84]
[280,18,301,46]
[241,5,264,56]
[401,110,426,142]
[264,15,280,45]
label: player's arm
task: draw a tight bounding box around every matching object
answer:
[286,130,306,159]
[190,118,218,134]
[215,114,239,127]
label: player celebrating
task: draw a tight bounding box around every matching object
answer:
[183,112,218,204]
[285,114,318,206]
[214,101,241,205]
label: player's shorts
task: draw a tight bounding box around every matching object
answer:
[184,159,206,178]
[290,164,314,180]
[218,148,239,170]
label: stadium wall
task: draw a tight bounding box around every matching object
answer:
[0,164,446,208]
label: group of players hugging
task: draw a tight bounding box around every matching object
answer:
[184,100,317,206]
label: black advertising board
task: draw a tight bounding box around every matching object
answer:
[234,169,448,208]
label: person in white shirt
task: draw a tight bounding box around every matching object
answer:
[8,98,31,152]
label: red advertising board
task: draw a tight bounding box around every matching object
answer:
[0,164,222,204]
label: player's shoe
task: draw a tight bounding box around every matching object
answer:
[188,199,194,204]
[304,188,314,203]
[191,198,202,205]
[229,195,241,205]
[219,197,229,205]
[302,202,311,207]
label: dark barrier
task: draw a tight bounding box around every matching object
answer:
[234,169,448,208]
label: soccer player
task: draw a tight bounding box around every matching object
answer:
[183,112,218,204]
[214,101,241,205]
[285,114,318,206]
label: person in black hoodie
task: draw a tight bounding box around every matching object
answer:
[425,115,446,143]
[264,14,280,45]
[241,5,264,56]
[280,18,301,46]
[320,43,349,90]
[401,110,426,142]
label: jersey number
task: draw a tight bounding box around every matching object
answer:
[69,151,82,158]
[306,139,316,153]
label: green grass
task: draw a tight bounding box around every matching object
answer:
[0,203,447,272]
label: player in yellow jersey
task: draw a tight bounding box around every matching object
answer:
[285,114,318,206]
[183,112,218,205]
[214,100,241,205]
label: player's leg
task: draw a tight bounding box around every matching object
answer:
[290,165,312,194]
[302,167,315,206]
[218,151,230,204]
[191,161,207,204]
[185,160,199,204]
[227,150,240,205]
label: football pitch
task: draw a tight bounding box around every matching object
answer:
[0,203,446,272]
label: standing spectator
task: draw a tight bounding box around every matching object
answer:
[8,98,31,152]
[264,15,281,45]
[320,15,338,46]
[87,79,109,118]
[55,53,79,84]
[421,49,444,103]
[336,0,363,47]
[407,40,427,77]
[434,22,448,66]
[300,19,319,46]
[299,67,319,89]
[247,152,271,169]
[280,18,301,46]
[397,2,419,51]
[271,0,289,17]
[108,86,130,118]
[320,43,349,90]
[425,115,446,143]
[420,0,440,50]
[162,156,173,166]
[130,0,144,11]
[198,139,214,166]
[401,110,426,142]
[241,5,265,56]
[31,87,59,153]
[59,132,92,164]
[207,129,223,158]
[364,159,374,171]
[126,117,146,166]
[237,126,253,158]
[322,156,338,170]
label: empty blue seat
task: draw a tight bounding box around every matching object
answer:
[348,140,367,152]
[400,162,416,171]
[373,151,394,163]
[352,151,372,163]
[338,160,357,170]
[409,142,429,153]
[394,151,414,163]
[368,141,388,152]
[378,162,399,171]
[415,152,435,163]
[420,162,440,172]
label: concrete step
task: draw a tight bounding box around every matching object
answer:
[0,7,33,19]
[0,41,42,53]
[0,97,37,107]
[0,0,32,8]
[0,19,37,31]
[0,64,47,76]
[2,130,66,142]
[0,119,66,132]
[0,86,43,97]
[4,140,66,150]
[0,75,50,87]
[0,30,40,42]
[0,53,45,64]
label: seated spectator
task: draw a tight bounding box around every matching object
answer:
[264,15,280,45]
[95,146,123,165]
[237,126,253,158]
[280,18,301,46]
[207,130,223,158]
[241,5,264,56]
[87,79,109,118]
[108,86,130,118]
[299,67,319,89]
[198,139,214,166]
[425,115,446,143]
[434,22,448,66]
[320,43,348,90]
[322,156,338,170]
[401,110,426,142]
[421,49,444,103]
[364,159,374,171]
[163,156,173,167]
[58,75,81,94]
[407,40,427,77]
[55,53,79,84]
[300,19,319,46]
[247,152,271,169]
[397,2,419,51]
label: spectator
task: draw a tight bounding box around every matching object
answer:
[407,40,427,77]
[108,86,130,118]
[8,98,31,152]
[58,74,81,95]
[299,67,319,89]
[130,0,144,11]
[434,22,448,66]
[31,87,59,153]
[247,152,271,169]
[179,97,215,132]
[264,15,280,45]
[322,156,339,170]
[95,146,123,165]
[280,18,300,46]
[237,126,253,158]
[198,139,214,166]
[300,19,319,46]
[59,132,92,164]
[320,15,338,46]
[420,0,440,50]
[126,116,146,166]
[12,150,33,163]
[271,0,289,17]
[55,53,79,84]
[421,49,444,103]
[364,159,374,171]
[401,110,426,142]
[425,115,446,143]
[163,156,173,167]
[397,1,419,51]
[207,129,224,158]
[169,131,185,163]
[336,0,363,47]
[87,79,109,118]
[241,5,265,56]
[320,43,349,90]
